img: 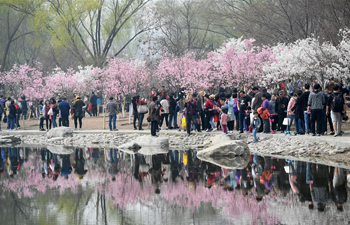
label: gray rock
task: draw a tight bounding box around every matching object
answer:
[118,136,169,155]
[47,127,73,138]
[197,140,250,169]
[47,145,75,155]
[203,134,235,146]
[0,135,21,144]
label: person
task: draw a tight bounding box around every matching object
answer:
[309,163,329,212]
[327,85,346,137]
[74,149,88,179]
[286,93,297,135]
[269,95,277,134]
[168,95,178,129]
[59,97,70,127]
[50,98,59,128]
[61,154,72,179]
[160,96,170,130]
[72,96,85,130]
[204,94,215,132]
[275,91,289,133]
[221,107,228,134]
[8,101,16,130]
[251,111,261,143]
[84,95,92,117]
[226,94,235,133]
[0,97,4,131]
[149,96,159,136]
[298,84,311,134]
[44,100,52,130]
[106,97,118,131]
[132,95,139,130]
[15,99,22,129]
[292,90,305,135]
[331,167,347,212]
[39,100,45,131]
[21,96,28,120]
[160,86,167,99]
[184,93,199,136]
[238,91,251,133]
[197,91,205,131]
[176,87,185,112]
[232,92,240,131]
[90,92,98,117]
[325,88,335,135]
[308,84,325,136]
[252,87,263,112]
[136,98,147,130]
[150,87,157,99]
[105,148,119,181]
[260,93,271,133]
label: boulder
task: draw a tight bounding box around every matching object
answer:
[118,136,169,155]
[197,140,250,169]
[47,145,75,155]
[47,127,73,138]
[203,134,236,146]
[0,135,21,144]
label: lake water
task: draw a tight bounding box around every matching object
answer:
[0,147,349,225]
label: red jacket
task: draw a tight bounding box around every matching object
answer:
[204,99,213,109]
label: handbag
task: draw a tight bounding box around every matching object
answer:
[3,116,7,123]
[137,105,148,114]
[48,108,53,116]
[282,117,291,126]
[88,103,92,112]
[147,117,151,122]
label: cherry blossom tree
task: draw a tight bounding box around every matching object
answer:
[210,38,274,87]
[156,53,213,93]
[0,64,48,100]
[99,58,149,99]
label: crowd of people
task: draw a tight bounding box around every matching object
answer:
[1,147,349,213]
[0,92,107,131]
[141,81,349,140]
[0,79,348,138]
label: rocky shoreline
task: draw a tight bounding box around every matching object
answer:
[1,127,350,168]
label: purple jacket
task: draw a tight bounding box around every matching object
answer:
[185,100,197,115]
[262,99,271,112]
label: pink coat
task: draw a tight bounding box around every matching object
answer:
[287,97,296,116]
[221,113,228,125]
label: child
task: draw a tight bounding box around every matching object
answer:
[245,106,252,133]
[221,107,228,134]
[251,111,261,143]
[179,110,186,132]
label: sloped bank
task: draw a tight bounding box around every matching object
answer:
[2,127,350,168]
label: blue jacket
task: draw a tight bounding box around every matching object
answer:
[90,94,97,106]
[21,99,28,111]
[59,101,71,116]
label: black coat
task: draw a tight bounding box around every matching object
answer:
[299,91,310,111]
[275,97,289,114]
[292,96,304,120]
[73,99,85,112]
[9,104,16,118]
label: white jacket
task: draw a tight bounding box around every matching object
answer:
[160,99,170,114]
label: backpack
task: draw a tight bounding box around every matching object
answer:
[15,104,22,113]
[233,99,239,113]
[0,101,3,114]
[331,94,344,112]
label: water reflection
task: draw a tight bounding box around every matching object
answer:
[0,147,349,225]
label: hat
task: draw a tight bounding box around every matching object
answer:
[252,87,259,91]
[278,91,284,95]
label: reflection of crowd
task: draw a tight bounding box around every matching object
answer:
[1,147,349,213]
